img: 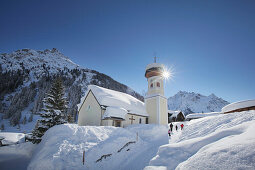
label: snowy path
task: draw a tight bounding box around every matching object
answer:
[0,143,36,170]
[0,153,30,170]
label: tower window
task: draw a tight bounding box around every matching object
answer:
[157,82,160,87]
[150,83,153,88]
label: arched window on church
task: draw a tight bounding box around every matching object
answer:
[139,118,142,124]
[157,82,160,87]
[150,83,153,88]
[87,105,91,111]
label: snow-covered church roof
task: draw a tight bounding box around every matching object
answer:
[102,106,128,120]
[79,85,148,118]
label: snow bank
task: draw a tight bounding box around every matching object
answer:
[222,99,255,113]
[28,124,168,170]
[146,110,255,170]
[0,132,25,145]
[176,121,255,170]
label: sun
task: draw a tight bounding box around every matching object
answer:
[162,66,174,80]
[162,70,170,79]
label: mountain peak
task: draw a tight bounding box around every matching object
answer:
[168,91,229,115]
[0,48,78,74]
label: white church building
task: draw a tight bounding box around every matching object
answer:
[78,62,168,127]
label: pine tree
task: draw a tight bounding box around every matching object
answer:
[67,114,74,123]
[30,77,67,144]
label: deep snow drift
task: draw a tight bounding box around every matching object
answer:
[28,124,168,170]
[146,110,255,170]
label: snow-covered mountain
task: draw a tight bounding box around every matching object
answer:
[168,91,229,115]
[0,48,143,131]
[1,48,78,73]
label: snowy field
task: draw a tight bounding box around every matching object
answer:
[1,110,255,170]
[146,110,255,170]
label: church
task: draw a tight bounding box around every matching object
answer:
[78,62,168,127]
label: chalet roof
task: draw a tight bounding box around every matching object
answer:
[221,99,255,113]
[168,110,183,118]
[185,112,221,119]
[78,85,148,118]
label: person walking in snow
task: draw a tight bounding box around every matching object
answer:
[168,129,171,136]
[180,124,184,130]
[175,125,178,131]
[169,123,173,132]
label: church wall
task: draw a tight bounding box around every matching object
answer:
[159,97,168,125]
[78,91,102,126]
[122,114,147,127]
[145,97,157,124]
[147,76,164,96]
[102,119,113,126]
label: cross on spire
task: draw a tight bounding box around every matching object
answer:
[153,52,158,63]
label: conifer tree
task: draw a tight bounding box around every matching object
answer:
[31,77,67,144]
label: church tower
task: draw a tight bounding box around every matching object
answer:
[145,61,168,125]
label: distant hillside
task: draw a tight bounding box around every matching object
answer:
[168,91,229,115]
[0,48,143,130]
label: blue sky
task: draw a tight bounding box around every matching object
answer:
[1,0,255,102]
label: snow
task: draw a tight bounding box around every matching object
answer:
[0,132,25,145]
[0,113,41,133]
[146,63,164,70]
[1,110,254,169]
[222,99,255,113]
[0,48,79,75]
[0,142,36,170]
[28,124,168,170]
[146,110,255,170]
[79,85,148,117]
[185,112,221,120]
[102,106,128,119]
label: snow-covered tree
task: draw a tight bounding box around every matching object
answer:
[30,77,67,144]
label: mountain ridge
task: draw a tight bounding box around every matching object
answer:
[168,91,229,115]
